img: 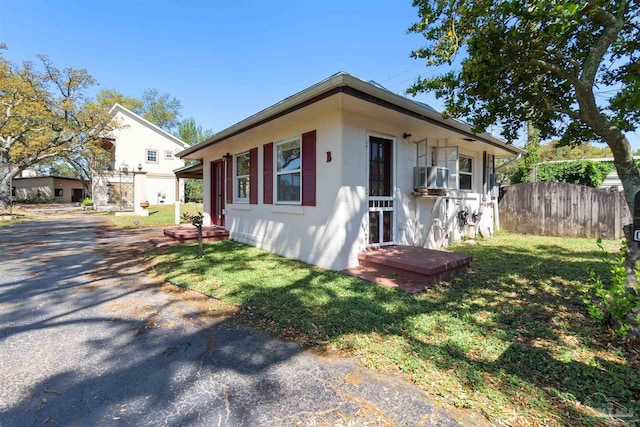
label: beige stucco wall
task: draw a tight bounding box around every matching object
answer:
[13,177,83,203]
[98,109,187,205]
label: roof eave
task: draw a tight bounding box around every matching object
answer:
[178,72,525,158]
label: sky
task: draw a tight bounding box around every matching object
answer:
[1,0,638,150]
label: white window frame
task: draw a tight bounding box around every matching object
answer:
[275,137,302,205]
[234,151,250,203]
[146,149,159,164]
[459,154,473,191]
[164,150,174,160]
[434,146,459,189]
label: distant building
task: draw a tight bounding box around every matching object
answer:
[12,176,85,203]
[92,104,189,210]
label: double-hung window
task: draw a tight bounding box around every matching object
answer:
[276,138,301,203]
[235,151,250,201]
[459,155,473,190]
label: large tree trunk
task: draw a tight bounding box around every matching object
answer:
[0,161,21,210]
[604,132,640,340]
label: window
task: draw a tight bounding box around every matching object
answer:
[146,149,158,163]
[165,150,174,160]
[459,155,473,190]
[276,138,301,203]
[235,152,250,201]
[54,188,63,197]
[369,136,392,196]
[434,146,459,189]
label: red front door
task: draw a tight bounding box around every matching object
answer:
[210,160,225,226]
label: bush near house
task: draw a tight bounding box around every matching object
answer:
[148,233,639,426]
[512,159,615,187]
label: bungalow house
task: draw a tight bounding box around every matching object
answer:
[12,175,85,203]
[178,72,525,271]
[92,104,189,210]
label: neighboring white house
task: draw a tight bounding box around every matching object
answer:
[92,103,189,210]
[178,72,525,271]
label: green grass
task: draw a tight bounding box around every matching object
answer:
[108,203,203,228]
[148,233,639,426]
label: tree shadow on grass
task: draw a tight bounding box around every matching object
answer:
[150,237,640,425]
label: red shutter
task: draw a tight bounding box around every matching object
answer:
[263,142,273,204]
[249,147,258,204]
[301,130,316,206]
[226,157,232,204]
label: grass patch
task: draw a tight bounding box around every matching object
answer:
[0,206,38,227]
[108,203,203,228]
[148,233,639,426]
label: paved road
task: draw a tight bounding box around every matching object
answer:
[0,216,467,426]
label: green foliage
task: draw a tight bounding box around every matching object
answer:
[408,0,638,145]
[81,197,93,206]
[96,88,143,112]
[184,179,203,202]
[181,210,203,226]
[141,88,182,131]
[176,117,214,146]
[539,141,613,162]
[582,239,639,336]
[96,88,182,132]
[0,50,114,208]
[531,160,615,187]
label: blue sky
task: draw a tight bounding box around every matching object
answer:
[1,0,637,150]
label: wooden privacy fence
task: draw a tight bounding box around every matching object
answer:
[499,182,632,239]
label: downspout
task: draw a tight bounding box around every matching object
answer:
[494,152,522,171]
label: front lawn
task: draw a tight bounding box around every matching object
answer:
[108,203,203,228]
[147,233,638,426]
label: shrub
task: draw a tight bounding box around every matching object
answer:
[81,198,93,206]
[582,239,640,336]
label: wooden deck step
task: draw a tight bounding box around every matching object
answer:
[162,225,229,243]
[345,246,472,293]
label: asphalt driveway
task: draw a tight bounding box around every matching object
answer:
[0,216,468,426]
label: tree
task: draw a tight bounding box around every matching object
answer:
[176,117,213,146]
[96,88,143,113]
[96,88,182,133]
[176,117,213,203]
[539,141,613,161]
[0,49,114,208]
[510,123,542,183]
[141,88,181,131]
[408,0,640,327]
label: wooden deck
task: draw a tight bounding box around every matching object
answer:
[152,225,229,246]
[344,245,472,293]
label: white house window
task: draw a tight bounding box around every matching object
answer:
[146,149,158,163]
[235,151,250,201]
[434,146,459,189]
[165,150,174,160]
[459,155,473,190]
[276,137,301,203]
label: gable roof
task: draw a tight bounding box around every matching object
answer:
[108,103,189,149]
[178,71,525,158]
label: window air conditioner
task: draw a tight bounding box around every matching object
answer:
[414,166,449,189]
